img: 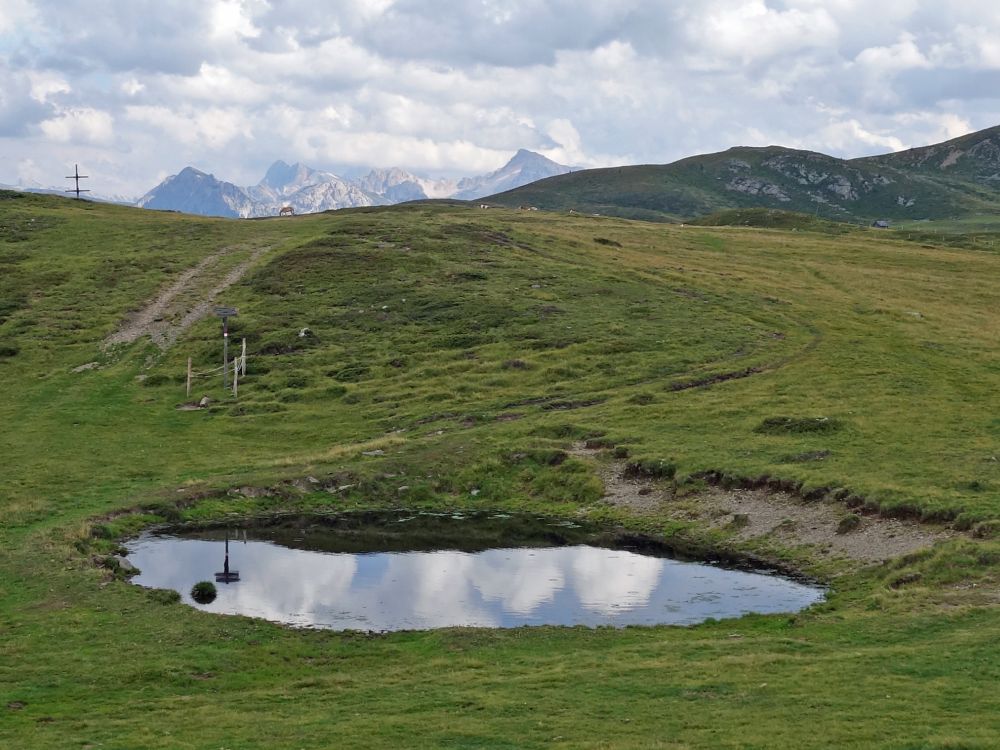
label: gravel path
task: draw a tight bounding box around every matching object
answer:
[103,244,272,351]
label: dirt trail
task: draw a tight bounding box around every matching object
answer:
[571,445,954,565]
[103,244,272,351]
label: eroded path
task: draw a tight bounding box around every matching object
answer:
[572,444,954,565]
[103,243,272,351]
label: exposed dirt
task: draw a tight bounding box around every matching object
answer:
[572,445,955,565]
[103,244,272,352]
[669,366,763,392]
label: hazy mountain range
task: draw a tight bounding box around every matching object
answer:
[490,124,1000,223]
[9,125,1000,224]
[137,149,576,218]
[0,181,135,205]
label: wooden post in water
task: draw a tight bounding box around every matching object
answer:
[215,528,240,583]
[186,357,192,398]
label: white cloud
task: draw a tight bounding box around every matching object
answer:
[545,118,585,165]
[854,32,931,73]
[15,157,45,187]
[164,63,269,105]
[40,108,114,145]
[121,78,145,97]
[2,0,1000,195]
[126,104,252,148]
[0,0,35,35]
[816,119,908,153]
[682,0,840,67]
[28,72,70,103]
[210,0,262,41]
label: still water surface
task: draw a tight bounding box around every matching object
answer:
[126,514,824,631]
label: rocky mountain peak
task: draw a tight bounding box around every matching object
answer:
[137,147,577,217]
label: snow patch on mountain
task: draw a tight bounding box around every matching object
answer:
[136,149,576,218]
[453,149,575,200]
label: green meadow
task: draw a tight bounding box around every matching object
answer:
[2,191,1000,748]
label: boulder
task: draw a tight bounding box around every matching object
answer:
[113,556,138,576]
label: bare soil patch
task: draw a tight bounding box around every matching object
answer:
[103,244,272,352]
[572,445,954,564]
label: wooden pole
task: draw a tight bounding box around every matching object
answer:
[232,357,239,398]
[241,338,247,376]
[186,357,192,398]
[222,317,229,390]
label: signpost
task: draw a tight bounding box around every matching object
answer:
[214,307,238,389]
[214,528,240,584]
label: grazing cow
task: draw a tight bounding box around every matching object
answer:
[279,206,294,216]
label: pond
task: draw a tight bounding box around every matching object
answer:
[125,511,824,631]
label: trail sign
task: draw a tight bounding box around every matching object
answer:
[214,529,240,584]
[215,307,238,387]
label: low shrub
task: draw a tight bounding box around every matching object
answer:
[836,514,862,534]
[624,458,677,480]
[191,581,217,604]
[593,237,623,247]
[972,520,1000,539]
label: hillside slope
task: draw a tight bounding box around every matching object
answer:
[3,191,1000,748]
[489,124,1000,222]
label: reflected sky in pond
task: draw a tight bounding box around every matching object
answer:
[126,529,823,630]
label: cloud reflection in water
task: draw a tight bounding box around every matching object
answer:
[127,535,823,630]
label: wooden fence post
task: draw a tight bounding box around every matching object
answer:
[186,357,192,398]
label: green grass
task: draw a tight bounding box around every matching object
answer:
[488,125,1000,226]
[3,191,1000,748]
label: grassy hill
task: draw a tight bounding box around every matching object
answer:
[859,124,1000,189]
[3,191,1000,748]
[488,124,1000,224]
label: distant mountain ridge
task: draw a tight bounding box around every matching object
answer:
[453,149,574,199]
[137,150,576,218]
[0,182,135,205]
[488,125,1000,222]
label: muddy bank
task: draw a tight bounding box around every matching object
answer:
[572,445,955,565]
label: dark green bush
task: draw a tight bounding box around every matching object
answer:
[191,581,217,604]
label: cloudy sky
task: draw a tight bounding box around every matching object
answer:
[2,0,999,198]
